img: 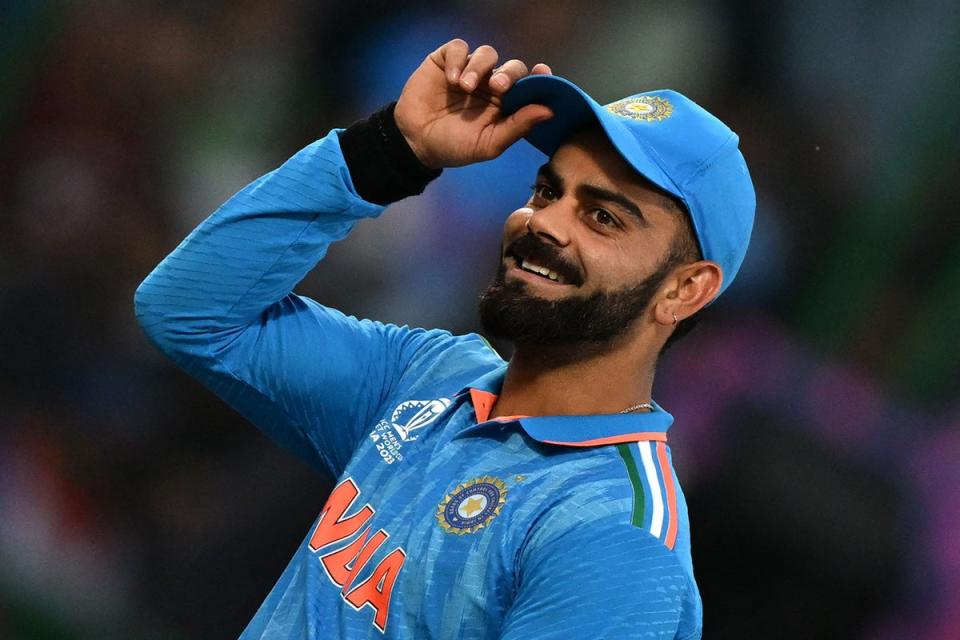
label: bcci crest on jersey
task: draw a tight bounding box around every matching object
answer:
[369,398,451,464]
[437,476,507,535]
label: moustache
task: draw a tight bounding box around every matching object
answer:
[503,233,584,287]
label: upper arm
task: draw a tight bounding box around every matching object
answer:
[133,130,439,475]
[175,292,450,475]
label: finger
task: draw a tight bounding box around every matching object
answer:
[488,59,529,94]
[441,38,469,84]
[531,62,552,76]
[488,104,554,156]
[459,44,499,92]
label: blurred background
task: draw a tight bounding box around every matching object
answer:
[1,0,958,638]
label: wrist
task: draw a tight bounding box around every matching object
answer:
[339,102,442,205]
[394,107,437,170]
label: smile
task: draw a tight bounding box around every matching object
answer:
[505,256,573,288]
[519,259,566,284]
[502,233,583,288]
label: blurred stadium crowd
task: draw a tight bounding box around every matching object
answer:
[1,1,958,638]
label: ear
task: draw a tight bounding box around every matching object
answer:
[653,260,723,326]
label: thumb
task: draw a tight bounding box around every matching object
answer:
[488,104,553,156]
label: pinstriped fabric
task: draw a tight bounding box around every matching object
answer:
[135,131,702,639]
[134,132,414,476]
[500,521,689,639]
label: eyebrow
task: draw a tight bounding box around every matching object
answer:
[536,163,648,225]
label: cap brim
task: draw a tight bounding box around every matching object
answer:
[501,75,680,198]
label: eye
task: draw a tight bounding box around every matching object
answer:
[530,183,557,201]
[589,208,620,229]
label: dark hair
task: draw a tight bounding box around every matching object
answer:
[660,197,704,353]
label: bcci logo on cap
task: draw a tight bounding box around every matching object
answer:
[605,95,673,122]
[390,398,451,441]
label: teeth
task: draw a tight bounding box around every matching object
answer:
[521,259,565,284]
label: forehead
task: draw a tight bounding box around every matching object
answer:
[548,129,679,214]
[549,129,636,183]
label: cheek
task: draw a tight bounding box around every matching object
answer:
[579,243,623,287]
[580,237,658,287]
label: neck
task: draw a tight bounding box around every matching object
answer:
[491,337,658,419]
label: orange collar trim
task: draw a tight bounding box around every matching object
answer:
[467,387,669,447]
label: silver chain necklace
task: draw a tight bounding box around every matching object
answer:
[618,402,654,414]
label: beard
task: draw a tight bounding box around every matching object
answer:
[478,234,680,347]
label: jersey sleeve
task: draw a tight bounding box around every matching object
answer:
[499,509,700,640]
[134,130,438,476]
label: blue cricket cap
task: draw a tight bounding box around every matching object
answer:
[502,75,756,299]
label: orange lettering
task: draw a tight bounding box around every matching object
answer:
[320,527,370,587]
[308,478,374,552]
[344,548,407,632]
[309,478,406,632]
[341,529,388,594]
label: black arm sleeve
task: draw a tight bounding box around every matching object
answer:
[338,102,442,205]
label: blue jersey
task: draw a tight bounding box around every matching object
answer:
[135,130,703,639]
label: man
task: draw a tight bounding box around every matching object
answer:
[136,38,754,639]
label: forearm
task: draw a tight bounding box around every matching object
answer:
[134,105,438,358]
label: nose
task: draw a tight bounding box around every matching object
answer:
[525,201,571,247]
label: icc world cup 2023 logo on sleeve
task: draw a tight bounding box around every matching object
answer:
[390,398,452,441]
[369,398,452,465]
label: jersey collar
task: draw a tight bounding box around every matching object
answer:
[454,365,673,447]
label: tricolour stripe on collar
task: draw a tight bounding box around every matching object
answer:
[616,441,679,549]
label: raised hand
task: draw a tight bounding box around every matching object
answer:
[394,39,553,169]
